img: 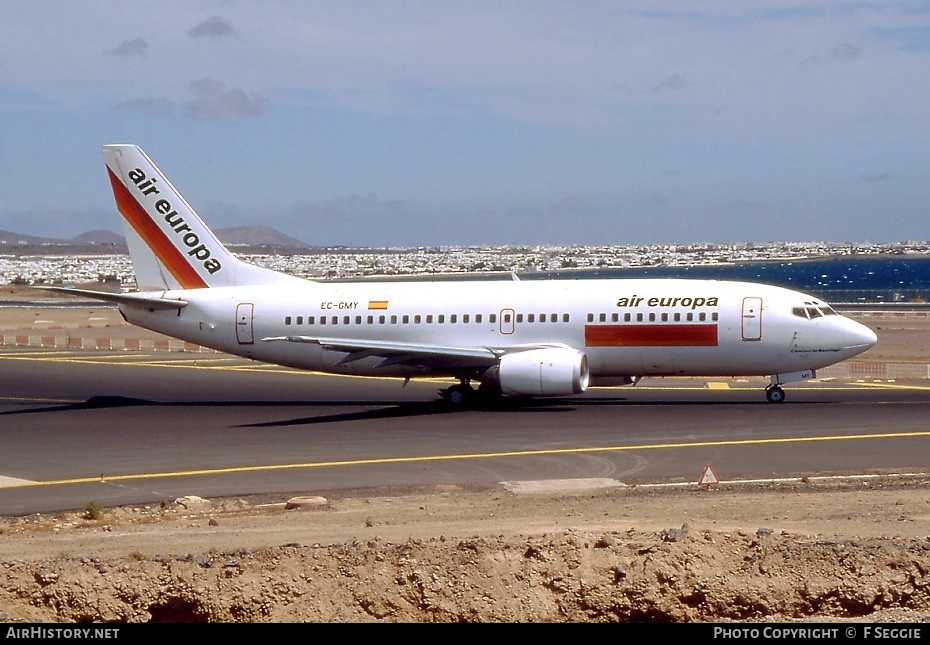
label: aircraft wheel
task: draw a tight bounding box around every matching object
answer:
[442,383,474,406]
[765,386,786,404]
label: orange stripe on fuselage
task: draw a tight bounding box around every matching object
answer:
[585,324,718,347]
[108,168,208,289]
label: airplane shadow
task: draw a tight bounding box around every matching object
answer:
[0,393,799,427]
[0,394,581,427]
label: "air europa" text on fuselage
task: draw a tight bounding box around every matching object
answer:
[616,295,719,309]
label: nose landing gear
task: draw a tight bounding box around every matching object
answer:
[765,385,786,403]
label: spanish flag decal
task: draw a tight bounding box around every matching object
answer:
[368,300,389,310]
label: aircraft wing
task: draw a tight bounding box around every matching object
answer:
[262,335,569,372]
[33,286,188,310]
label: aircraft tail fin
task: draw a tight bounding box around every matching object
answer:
[102,144,298,291]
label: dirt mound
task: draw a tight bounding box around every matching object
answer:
[3,480,930,622]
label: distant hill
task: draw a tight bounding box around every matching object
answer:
[72,230,125,245]
[216,225,309,248]
[0,230,66,246]
[0,225,310,252]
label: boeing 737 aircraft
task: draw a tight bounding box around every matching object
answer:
[49,144,877,404]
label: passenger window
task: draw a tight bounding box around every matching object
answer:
[320,317,326,325]
[562,313,570,323]
[402,315,409,324]
[636,313,644,322]
[661,313,668,322]
[450,314,457,323]
[390,315,397,324]
[587,313,594,323]
[426,314,433,323]
[599,313,607,323]
[516,314,524,323]
[379,315,386,324]
[296,316,303,325]
[331,316,338,325]
[476,314,483,323]
[355,315,362,324]
[414,315,421,324]
[649,313,656,322]
[686,313,693,322]
[712,312,718,321]
[284,316,292,325]
[438,314,445,323]
[308,316,316,324]
[463,314,470,323]
[342,316,349,324]
[699,313,706,322]
[367,315,373,324]
[528,313,535,323]
[673,313,680,322]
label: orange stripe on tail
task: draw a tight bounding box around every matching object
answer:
[108,168,208,289]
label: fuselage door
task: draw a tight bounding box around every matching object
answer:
[741,297,762,341]
[236,302,255,345]
[500,308,515,335]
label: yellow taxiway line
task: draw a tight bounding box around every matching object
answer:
[5,429,930,490]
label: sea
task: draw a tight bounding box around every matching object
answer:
[534,255,930,305]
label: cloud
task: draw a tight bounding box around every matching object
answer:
[187,16,238,39]
[111,38,148,58]
[117,97,174,117]
[803,42,864,66]
[860,173,892,183]
[184,78,268,121]
[830,43,862,60]
[653,73,689,91]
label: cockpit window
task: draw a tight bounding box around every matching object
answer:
[793,302,839,319]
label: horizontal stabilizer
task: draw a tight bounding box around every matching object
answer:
[34,286,188,310]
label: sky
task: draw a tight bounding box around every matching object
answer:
[1,1,929,247]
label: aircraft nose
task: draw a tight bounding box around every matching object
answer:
[842,319,877,354]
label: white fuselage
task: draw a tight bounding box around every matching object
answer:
[117,277,876,383]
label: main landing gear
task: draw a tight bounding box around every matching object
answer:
[765,385,786,404]
[441,382,475,406]
[440,379,502,407]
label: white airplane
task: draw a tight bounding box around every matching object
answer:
[50,144,877,404]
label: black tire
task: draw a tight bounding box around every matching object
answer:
[766,386,786,403]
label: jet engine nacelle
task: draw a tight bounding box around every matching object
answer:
[493,347,590,397]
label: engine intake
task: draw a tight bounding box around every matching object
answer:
[491,347,589,397]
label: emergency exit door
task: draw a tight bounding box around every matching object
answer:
[236,303,254,344]
[741,297,762,341]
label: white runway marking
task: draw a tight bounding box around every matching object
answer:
[0,476,37,488]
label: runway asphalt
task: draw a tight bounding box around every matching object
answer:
[3,344,930,515]
[3,295,930,514]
